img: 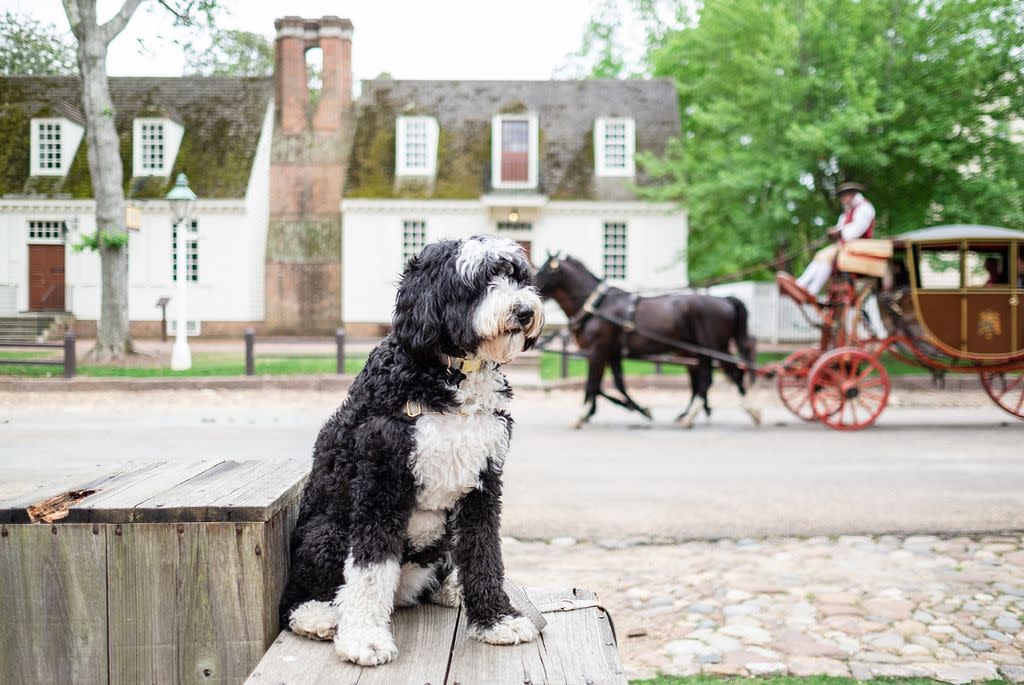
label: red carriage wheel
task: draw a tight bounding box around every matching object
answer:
[980,370,1024,420]
[808,347,890,431]
[777,348,821,421]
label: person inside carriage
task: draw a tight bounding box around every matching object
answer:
[781,181,878,300]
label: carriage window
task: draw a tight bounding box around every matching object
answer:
[914,245,960,289]
[1019,245,1024,288]
[965,244,1010,288]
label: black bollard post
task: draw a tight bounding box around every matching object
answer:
[244,328,255,376]
[561,329,570,379]
[654,360,663,375]
[336,328,346,375]
[63,328,76,378]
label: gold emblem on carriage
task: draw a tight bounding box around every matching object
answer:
[977,310,1002,340]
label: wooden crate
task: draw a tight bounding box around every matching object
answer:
[246,587,627,685]
[0,459,308,685]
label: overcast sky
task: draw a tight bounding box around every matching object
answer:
[1,0,601,82]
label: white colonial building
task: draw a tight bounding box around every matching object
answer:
[0,76,273,336]
[341,79,688,329]
[0,18,687,339]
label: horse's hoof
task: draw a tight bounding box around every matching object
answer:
[570,418,586,430]
[745,407,763,426]
[640,407,653,420]
[674,415,696,429]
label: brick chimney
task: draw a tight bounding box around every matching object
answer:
[273,15,353,134]
[266,17,355,334]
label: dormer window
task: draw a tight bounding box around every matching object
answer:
[30,118,84,176]
[491,114,538,189]
[395,116,438,177]
[132,117,184,177]
[595,117,636,177]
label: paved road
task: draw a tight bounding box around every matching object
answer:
[2,388,1022,539]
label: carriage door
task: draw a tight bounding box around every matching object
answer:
[28,244,66,311]
[964,242,1014,355]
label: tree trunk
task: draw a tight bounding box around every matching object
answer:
[70,0,132,360]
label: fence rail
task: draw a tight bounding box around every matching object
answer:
[242,328,347,376]
[0,330,76,378]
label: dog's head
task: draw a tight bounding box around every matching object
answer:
[393,235,544,366]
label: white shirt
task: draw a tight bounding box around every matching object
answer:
[837,193,876,241]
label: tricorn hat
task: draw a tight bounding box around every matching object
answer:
[835,181,865,196]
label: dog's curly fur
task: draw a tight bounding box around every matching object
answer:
[279,235,544,666]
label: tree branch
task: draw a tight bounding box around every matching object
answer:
[156,0,196,24]
[100,0,144,44]
[61,0,83,37]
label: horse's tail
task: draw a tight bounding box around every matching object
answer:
[726,296,757,387]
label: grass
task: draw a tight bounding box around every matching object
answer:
[0,352,368,379]
[630,678,1005,685]
[539,351,930,381]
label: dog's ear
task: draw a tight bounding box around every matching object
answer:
[393,251,443,363]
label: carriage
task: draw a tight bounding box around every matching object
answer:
[774,224,1024,430]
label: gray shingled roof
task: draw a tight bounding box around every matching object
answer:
[345,79,681,201]
[0,76,272,199]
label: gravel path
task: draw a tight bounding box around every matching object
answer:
[504,534,1024,683]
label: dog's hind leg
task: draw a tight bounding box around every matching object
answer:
[430,564,462,608]
[288,600,339,640]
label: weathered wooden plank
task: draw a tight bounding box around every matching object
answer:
[107,521,272,685]
[446,587,626,685]
[259,488,303,646]
[0,523,108,685]
[0,468,131,523]
[245,603,457,684]
[66,460,225,523]
[134,459,310,523]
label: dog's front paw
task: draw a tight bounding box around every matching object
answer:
[287,600,338,641]
[468,614,539,645]
[334,625,398,666]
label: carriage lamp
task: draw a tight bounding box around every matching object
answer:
[166,173,198,371]
[507,208,520,223]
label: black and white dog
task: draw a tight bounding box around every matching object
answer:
[279,235,544,666]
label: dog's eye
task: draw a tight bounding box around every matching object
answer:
[494,260,514,278]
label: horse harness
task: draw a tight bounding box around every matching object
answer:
[568,281,754,370]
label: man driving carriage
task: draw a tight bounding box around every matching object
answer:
[791,181,877,297]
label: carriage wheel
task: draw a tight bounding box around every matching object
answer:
[777,348,821,422]
[980,370,1024,420]
[808,347,890,431]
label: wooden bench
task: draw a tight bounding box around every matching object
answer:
[0,460,308,685]
[246,587,626,685]
[0,461,628,685]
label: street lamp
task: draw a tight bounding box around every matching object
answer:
[166,173,197,371]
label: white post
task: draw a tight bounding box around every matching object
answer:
[170,218,191,370]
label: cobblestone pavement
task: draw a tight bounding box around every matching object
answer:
[503,534,1024,684]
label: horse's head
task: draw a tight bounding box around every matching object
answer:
[534,250,576,297]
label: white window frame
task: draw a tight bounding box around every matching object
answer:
[395,116,439,177]
[603,221,628,280]
[27,219,67,244]
[30,117,84,176]
[595,117,636,177]
[172,219,199,283]
[491,113,539,190]
[132,117,184,177]
[402,219,427,267]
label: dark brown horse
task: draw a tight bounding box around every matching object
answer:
[534,253,760,428]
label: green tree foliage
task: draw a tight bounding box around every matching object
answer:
[184,28,273,76]
[0,11,77,75]
[636,0,1024,282]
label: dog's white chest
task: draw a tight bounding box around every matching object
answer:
[409,368,511,512]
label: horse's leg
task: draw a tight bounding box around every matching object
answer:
[606,355,652,420]
[725,363,762,426]
[675,366,699,423]
[677,360,711,429]
[572,353,606,430]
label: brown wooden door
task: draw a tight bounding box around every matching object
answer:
[28,244,65,311]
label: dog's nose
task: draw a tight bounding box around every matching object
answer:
[514,303,534,327]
